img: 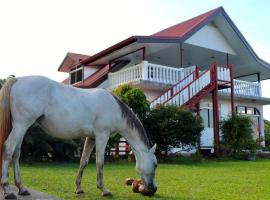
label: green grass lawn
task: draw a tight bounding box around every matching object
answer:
[16,159,270,200]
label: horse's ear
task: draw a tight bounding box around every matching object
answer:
[150,144,157,153]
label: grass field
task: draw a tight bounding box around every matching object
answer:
[16,159,270,200]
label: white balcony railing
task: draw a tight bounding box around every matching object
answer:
[220,79,261,97]
[108,61,262,98]
[108,61,195,88]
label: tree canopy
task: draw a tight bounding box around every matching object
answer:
[143,105,203,154]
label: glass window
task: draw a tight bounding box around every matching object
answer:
[200,109,208,127]
[246,107,254,115]
[200,108,213,128]
[209,109,213,128]
[237,106,245,114]
[70,68,83,84]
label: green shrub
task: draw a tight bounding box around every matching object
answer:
[220,113,257,155]
[111,84,150,155]
[113,84,150,120]
[143,105,203,155]
[264,119,270,147]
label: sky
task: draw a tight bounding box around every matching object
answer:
[1,0,270,119]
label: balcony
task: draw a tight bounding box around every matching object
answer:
[108,61,262,97]
[108,61,195,89]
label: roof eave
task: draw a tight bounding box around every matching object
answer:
[81,36,138,65]
[221,8,270,70]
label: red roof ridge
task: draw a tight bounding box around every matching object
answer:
[151,6,222,39]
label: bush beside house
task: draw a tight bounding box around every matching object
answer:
[220,113,257,158]
[144,105,203,156]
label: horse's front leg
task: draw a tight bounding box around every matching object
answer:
[95,132,111,196]
[13,143,30,196]
[75,137,95,194]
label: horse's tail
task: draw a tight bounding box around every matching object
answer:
[0,77,17,176]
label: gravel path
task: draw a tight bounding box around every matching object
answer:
[0,185,61,200]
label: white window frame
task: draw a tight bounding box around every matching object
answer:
[69,66,84,85]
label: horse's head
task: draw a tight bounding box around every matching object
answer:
[135,144,157,194]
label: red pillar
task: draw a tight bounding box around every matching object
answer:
[212,64,220,149]
[115,143,119,155]
[229,64,234,113]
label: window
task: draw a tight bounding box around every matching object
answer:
[70,67,83,84]
[246,107,254,115]
[200,108,213,128]
[236,106,260,116]
[236,106,246,114]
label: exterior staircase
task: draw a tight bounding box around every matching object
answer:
[150,63,233,109]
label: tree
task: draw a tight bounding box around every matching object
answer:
[143,105,203,155]
[0,75,15,89]
[113,84,150,120]
[220,113,256,154]
[110,84,150,156]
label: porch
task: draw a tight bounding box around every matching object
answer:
[108,61,262,98]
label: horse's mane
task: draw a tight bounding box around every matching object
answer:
[112,94,150,148]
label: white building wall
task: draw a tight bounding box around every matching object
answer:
[143,89,163,102]
[84,66,98,79]
[201,96,265,147]
[185,23,236,55]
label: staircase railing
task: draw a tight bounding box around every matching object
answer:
[150,64,233,108]
[163,68,211,107]
[150,66,199,108]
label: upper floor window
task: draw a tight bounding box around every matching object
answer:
[70,67,83,84]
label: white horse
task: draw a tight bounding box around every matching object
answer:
[0,76,157,199]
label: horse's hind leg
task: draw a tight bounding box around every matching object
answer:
[95,131,111,196]
[75,137,95,194]
[13,142,30,196]
[1,124,29,199]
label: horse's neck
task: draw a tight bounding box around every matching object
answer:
[120,129,149,153]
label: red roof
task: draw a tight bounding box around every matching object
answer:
[58,52,91,72]
[152,7,221,38]
[61,7,223,88]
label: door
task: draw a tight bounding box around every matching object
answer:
[200,107,214,148]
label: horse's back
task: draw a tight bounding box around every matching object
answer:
[10,75,122,139]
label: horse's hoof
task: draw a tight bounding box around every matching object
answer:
[102,191,112,197]
[18,189,31,196]
[5,192,17,199]
[75,188,84,194]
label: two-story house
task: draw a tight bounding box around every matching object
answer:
[58,7,270,153]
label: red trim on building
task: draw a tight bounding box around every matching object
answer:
[81,36,137,66]
[74,64,110,88]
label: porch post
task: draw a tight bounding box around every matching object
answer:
[257,73,261,83]
[142,47,146,61]
[180,43,183,67]
[260,107,266,147]
[142,61,148,80]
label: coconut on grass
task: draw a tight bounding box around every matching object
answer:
[125,178,155,196]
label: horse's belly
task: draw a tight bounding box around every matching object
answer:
[38,117,94,140]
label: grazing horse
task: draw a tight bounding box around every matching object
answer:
[0,76,157,199]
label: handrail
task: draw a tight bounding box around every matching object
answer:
[161,68,212,106]
[150,66,199,103]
